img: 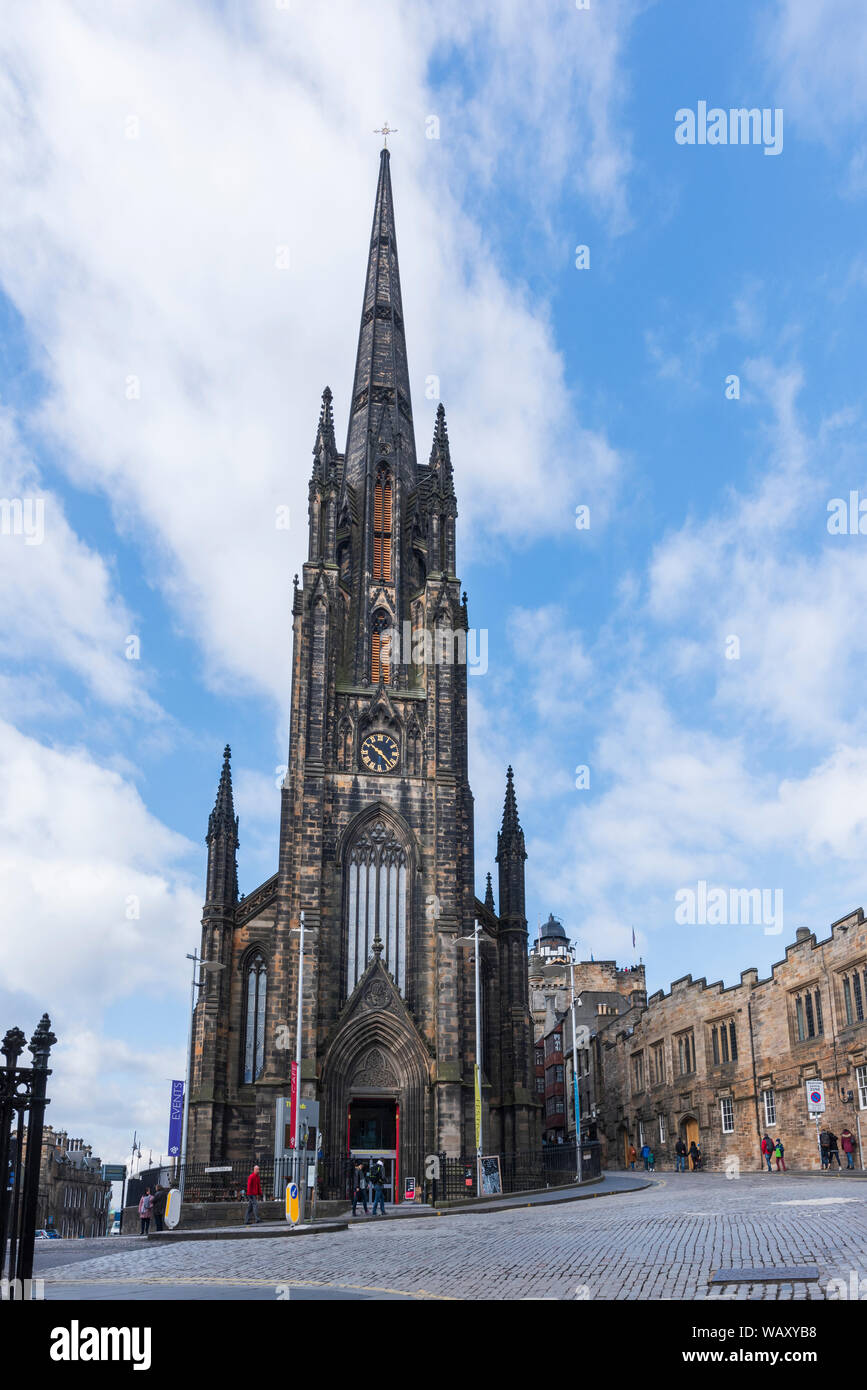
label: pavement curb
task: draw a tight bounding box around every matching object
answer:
[146,1220,349,1244]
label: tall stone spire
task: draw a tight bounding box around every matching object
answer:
[484,871,495,913]
[343,148,417,491]
[429,402,454,497]
[205,744,239,905]
[496,766,526,923]
[312,385,337,475]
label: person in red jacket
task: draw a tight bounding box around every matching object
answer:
[245,1164,263,1225]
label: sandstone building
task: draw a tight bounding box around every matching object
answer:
[598,912,867,1171]
[34,1127,111,1238]
[188,150,540,1196]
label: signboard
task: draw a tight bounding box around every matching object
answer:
[289,1061,298,1146]
[167,1080,184,1157]
[806,1080,826,1114]
[474,1064,481,1150]
[306,1163,316,1190]
[286,1181,300,1225]
[464,1164,474,1189]
[204,1165,233,1173]
[404,1176,416,1201]
[102,1164,126,1183]
[480,1155,502,1196]
[164,1189,181,1229]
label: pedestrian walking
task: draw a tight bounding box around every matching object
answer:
[774,1138,786,1171]
[352,1160,368,1217]
[151,1184,167,1232]
[828,1131,842,1169]
[369,1156,386,1216]
[819,1128,831,1169]
[675,1137,687,1172]
[137,1187,153,1235]
[640,1143,650,1171]
[628,1144,636,1170]
[244,1163,263,1224]
[841,1127,857,1170]
[646,1148,655,1173]
[688,1140,701,1171]
[761,1134,774,1172]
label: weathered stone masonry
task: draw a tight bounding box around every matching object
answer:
[188,150,540,1182]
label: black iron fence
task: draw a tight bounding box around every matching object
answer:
[127,1141,601,1213]
[435,1141,602,1202]
[1,1015,57,1285]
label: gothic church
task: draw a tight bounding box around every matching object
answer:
[189,150,539,1191]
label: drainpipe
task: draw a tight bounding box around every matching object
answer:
[747,998,763,1169]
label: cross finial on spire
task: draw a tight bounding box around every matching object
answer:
[374,121,398,148]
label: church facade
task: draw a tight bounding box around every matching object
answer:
[188,149,540,1189]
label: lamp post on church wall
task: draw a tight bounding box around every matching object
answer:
[459,919,484,1182]
[179,950,223,1207]
[567,945,584,1185]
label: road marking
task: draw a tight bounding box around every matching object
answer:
[42,1275,453,1298]
[772,1197,857,1206]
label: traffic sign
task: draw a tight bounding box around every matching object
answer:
[806,1080,826,1114]
[286,1181,300,1225]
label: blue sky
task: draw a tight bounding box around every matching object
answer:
[1,0,866,1165]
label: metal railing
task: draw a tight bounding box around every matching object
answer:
[1,1015,57,1283]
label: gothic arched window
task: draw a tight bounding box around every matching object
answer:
[372,467,392,581]
[345,818,409,997]
[242,952,267,1083]
[371,610,391,685]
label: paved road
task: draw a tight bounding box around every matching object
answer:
[34,1172,867,1301]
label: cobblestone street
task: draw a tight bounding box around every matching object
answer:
[35,1172,867,1301]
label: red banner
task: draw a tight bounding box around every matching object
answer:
[289,1060,297,1147]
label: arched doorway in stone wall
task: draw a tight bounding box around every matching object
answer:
[319,957,433,1203]
[679,1114,700,1166]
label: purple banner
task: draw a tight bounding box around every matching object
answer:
[167,1079,184,1157]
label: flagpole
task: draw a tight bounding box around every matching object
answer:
[568,947,583,1185]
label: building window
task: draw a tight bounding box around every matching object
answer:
[763,1088,776,1127]
[535,1048,543,1068]
[794,988,824,1041]
[552,1033,562,1052]
[554,1064,564,1082]
[856,1063,867,1110]
[710,1019,738,1065]
[535,1077,545,1094]
[841,969,865,1025]
[554,1098,564,1114]
[344,815,409,997]
[651,1042,665,1086]
[242,952,267,1084]
[658,1114,666,1145]
[372,466,392,581]
[676,1031,695,1076]
[631,1052,645,1093]
[370,611,391,685]
[638,1120,645,1147]
[720,1097,734,1134]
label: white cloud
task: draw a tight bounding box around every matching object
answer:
[0,721,200,1007]
[0,409,160,715]
[0,0,627,706]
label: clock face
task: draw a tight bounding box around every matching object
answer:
[360,732,400,774]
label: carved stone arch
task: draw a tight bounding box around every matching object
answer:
[336,710,354,771]
[337,804,420,1008]
[320,981,433,1173]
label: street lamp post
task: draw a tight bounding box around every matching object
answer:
[179,950,224,1208]
[458,920,484,1186]
[293,912,305,1185]
[568,949,584,1186]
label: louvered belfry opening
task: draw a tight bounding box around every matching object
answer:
[371,610,391,685]
[372,465,392,581]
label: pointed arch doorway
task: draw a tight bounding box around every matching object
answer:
[348,1045,400,1205]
